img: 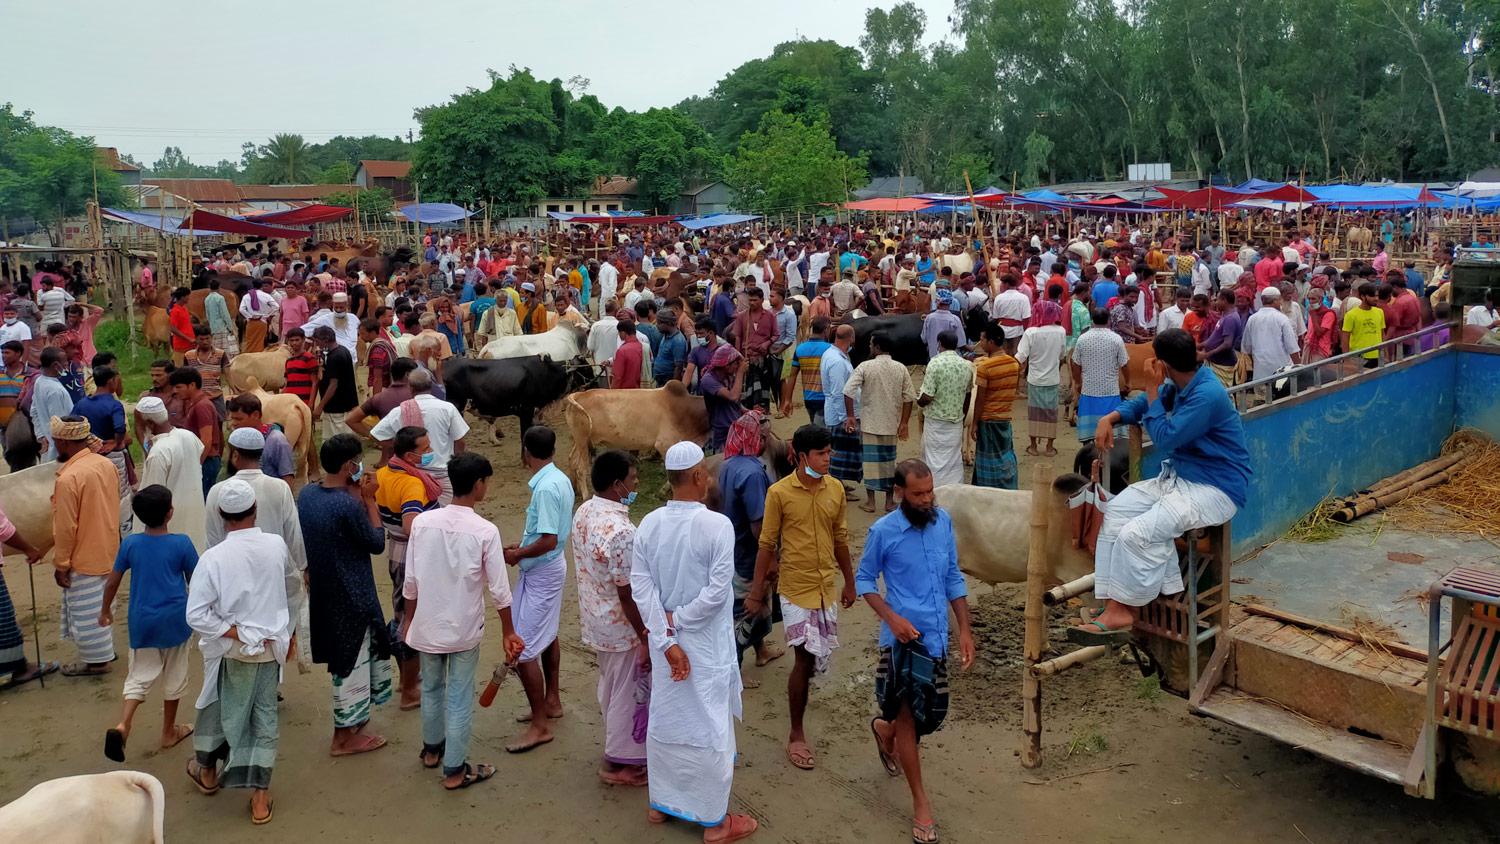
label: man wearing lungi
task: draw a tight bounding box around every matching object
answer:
[821,325,862,497]
[842,332,916,514]
[1071,329,1250,644]
[504,425,575,753]
[916,330,972,487]
[50,415,121,676]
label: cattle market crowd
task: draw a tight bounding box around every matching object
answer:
[0,215,1475,841]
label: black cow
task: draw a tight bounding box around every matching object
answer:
[1073,437,1131,496]
[443,355,597,446]
[849,314,929,367]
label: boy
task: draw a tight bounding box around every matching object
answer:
[283,327,320,407]
[1341,282,1386,369]
[99,484,199,762]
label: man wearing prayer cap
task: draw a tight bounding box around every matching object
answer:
[185,475,295,824]
[137,396,210,552]
[301,290,358,354]
[50,415,121,675]
[629,440,757,840]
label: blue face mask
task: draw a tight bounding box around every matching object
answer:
[350,462,364,483]
[804,465,823,479]
[419,452,436,468]
[621,490,637,506]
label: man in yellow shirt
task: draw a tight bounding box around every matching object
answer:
[1341,282,1387,369]
[50,415,123,675]
[745,424,853,772]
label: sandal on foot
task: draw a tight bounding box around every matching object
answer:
[1066,619,1133,646]
[420,742,444,769]
[870,718,899,777]
[708,813,759,843]
[60,661,110,677]
[443,762,495,790]
[786,740,815,770]
[251,798,273,825]
[104,728,126,763]
[912,819,939,843]
[186,759,220,795]
[2,661,58,690]
[330,733,387,757]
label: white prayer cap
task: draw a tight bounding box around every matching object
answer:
[664,441,705,471]
[228,426,265,450]
[520,282,536,292]
[137,396,168,423]
[1260,287,1282,302]
[217,478,256,514]
[332,292,350,303]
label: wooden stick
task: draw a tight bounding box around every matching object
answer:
[1241,603,1428,661]
[1022,762,1137,785]
[1332,467,1462,522]
[1031,645,1110,677]
[1021,463,1050,769]
[1044,573,1095,606]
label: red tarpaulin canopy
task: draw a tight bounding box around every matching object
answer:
[843,197,932,212]
[560,215,678,226]
[177,209,310,239]
[247,204,353,226]
[1153,184,1316,210]
[972,193,1013,206]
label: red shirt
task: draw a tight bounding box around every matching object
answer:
[284,351,319,405]
[1254,257,1283,291]
[612,337,643,388]
[183,396,221,453]
[169,304,194,352]
[1388,290,1421,336]
[1306,307,1337,358]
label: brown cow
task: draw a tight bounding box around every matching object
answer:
[241,377,314,487]
[1124,341,1162,401]
[562,381,709,495]
[224,345,289,394]
[186,286,239,325]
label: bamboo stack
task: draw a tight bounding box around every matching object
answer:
[1330,447,1478,523]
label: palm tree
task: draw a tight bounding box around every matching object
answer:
[260,134,314,184]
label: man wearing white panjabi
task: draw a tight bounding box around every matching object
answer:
[629,441,758,843]
[135,396,208,552]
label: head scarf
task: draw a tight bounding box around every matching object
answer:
[724,408,767,458]
[1035,299,1063,327]
[709,342,741,373]
[936,290,956,309]
[50,415,100,449]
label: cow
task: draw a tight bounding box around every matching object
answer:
[936,475,1095,587]
[479,322,589,362]
[224,345,289,394]
[0,770,164,844]
[443,355,597,446]
[1346,225,1373,253]
[185,286,239,325]
[1124,342,1162,401]
[848,313,929,367]
[0,460,63,553]
[240,377,314,487]
[563,381,709,495]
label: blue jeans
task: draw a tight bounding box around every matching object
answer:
[200,456,222,498]
[420,646,480,776]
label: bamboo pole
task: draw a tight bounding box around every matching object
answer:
[1031,646,1109,677]
[1021,462,1050,769]
[1341,449,1470,505]
[1043,573,1095,606]
[1331,466,1465,523]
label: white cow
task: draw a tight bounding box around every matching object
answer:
[0,771,165,844]
[0,460,63,554]
[936,476,1094,587]
[480,323,588,361]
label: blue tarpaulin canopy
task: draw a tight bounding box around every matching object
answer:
[102,207,230,236]
[677,213,761,230]
[548,210,646,221]
[396,203,476,224]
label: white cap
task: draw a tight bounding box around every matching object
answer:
[137,396,168,423]
[217,478,256,514]
[1261,287,1282,301]
[664,441,705,471]
[228,427,265,450]
[332,292,349,303]
[520,282,536,292]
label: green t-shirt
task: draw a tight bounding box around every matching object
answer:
[1342,305,1386,359]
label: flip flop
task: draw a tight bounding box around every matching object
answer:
[786,740,815,770]
[870,718,900,777]
[330,733,387,757]
[161,724,194,750]
[2,661,59,690]
[1066,619,1133,646]
[60,661,110,677]
[443,762,495,790]
[104,728,126,763]
[250,797,273,825]
[912,819,940,843]
[186,759,220,796]
[505,734,555,754]
[706,813,759,844]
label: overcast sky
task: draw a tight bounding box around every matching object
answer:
[9,0,954,168]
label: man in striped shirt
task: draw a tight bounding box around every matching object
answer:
[282,327,320,407]
[970,323,1021,489]
[781,316,832,424]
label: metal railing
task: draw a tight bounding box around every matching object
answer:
[1226,322,1455,412]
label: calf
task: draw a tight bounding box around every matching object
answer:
[479,322,588,362]
[563,380,709,495]
[0,771,165,844]
[849,313,929,367]
[935,475,1095,587]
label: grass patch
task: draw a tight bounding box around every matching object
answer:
[93,317,156,399]
[1134,674,1163,703]
[630,457,667,520]
[1066,724,1109,758]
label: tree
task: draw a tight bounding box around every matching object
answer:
[0,104,126,242]
[726,111,867,213]
[593,108,721,211]
[325,186,394,218]
[317,161,356,185]
[246,134,316,184]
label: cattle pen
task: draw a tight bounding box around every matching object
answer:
[1020,332,1500,800]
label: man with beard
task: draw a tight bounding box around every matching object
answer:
[859,459,975,844]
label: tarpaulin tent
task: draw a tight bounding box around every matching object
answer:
[551,214,678,226]
[396,203,476,224]
[912,187,1003,201]
[102,207,230,235]
[1234,178,1285,192]
[916,202,971,215]
[246,204,353,226]
[177,209,310,239]
[1153,185,1313,210]
[843,197,932,212]
[677,213,762,231]
[547,211,645,221]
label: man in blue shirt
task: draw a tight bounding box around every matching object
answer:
[716,410,783,674]
[73,364,132,533]
[820,324,861,491]
[503,425,576,753]
[783,317,832,424]
[858,459,974,844]
[1072,328,1249,644]
[1091,265,1121,310]
[651,309,688,385]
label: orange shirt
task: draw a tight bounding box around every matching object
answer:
[52,450,121,576]
[974,352,1021,422]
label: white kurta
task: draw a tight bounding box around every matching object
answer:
[139,428,207,551]
[205,469,309,661]
[630,500,741,825]
[186,527,293,708]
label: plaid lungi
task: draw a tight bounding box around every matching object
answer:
[194,658,280,790]
[211,329,239,356]
[1076,394,1121,442]
[829,424,863,484]
[862,432,898,491]
[1026,383,1060,440]
[740,355,778,412]
[972,420,1018,489]
[875,644,950,739]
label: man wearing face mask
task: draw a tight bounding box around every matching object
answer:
[297,434,391,759]
[301,291,359,356]
[572,449,649,787]
[716,410,784,687]
[375,425,442,711]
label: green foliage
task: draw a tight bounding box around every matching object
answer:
[725,111,868,213]
[0,103,126,239]
[591,108,720,211]
[324,187,395,218]
[243,134,316,184]
[148,145,240,180]
[317,161,356,185]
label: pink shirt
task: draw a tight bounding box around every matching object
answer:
[571,496,639,653]
[74,311,103,365]
[402,505,511,654]
[279,294,310,336]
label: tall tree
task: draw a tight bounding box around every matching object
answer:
[726,111,868,213]
[0,104,125,242]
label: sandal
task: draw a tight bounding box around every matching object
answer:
[420,743,444,769]
[443,762,495,790]
[870,718,900,777]
[1066,619,1133,646]
[913,819,939,843]
[2,661,59,690]
[251,797,273,825]
[60,661,111,677]
[186,759,220,796]
[786,740,815,770]
[330,733,387,757]
[706,813,759,843]
[104,728,126,763]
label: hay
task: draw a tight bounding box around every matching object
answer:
[1389,429,1500,536]
[1285,490,1350,543]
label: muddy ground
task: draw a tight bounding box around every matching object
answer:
[2,402,1497,843]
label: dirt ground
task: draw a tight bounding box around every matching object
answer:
[2,402,1499,843]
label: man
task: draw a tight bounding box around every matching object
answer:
[204,279,238,356]
[629,441,758,841]
[136,397,207,551]
[312,325,359,445]
[612,318,645,389]
[572,450,650,786]
[184,478,292,825]
[185,326,230,418]
[0,340,32,465]
[72,364,132,534]
[990,274,1031,354]
[302,291,359,355]
[747,424,853,772]
[1201,290,1250,386]
[769,288,797,394]
[168,287,195,366]
[1342,282,1386,369]
[843,333,916,514]
[225,394,295,484]
[1074,307,1130,439]
[239,278,278,353]
[168,367,223,497]
[729,287,777,410]
[282,327,320,409]
[280,280,311,342]
[49,415,122,676]
[298,434,391,757]
[403,452,523,790]
[970,323,1021,488]
[782,317,832,424]
[1386,275,1422,355]
[134,360,183,452]
[917,331,972,488]
[0,303,32,362]
[831,271,862,316]
[373,425,441,709]
[1091,265,1121,310]
[716,411,784,688]
[361,318,396,398]
[597,255,621,319]
[1110,285,1148,343]
[1073,329,1249,642]
[503,425,575,753]
[1241,287,1300,388]
[1157,287,1190,334]
[346,357,417,454]
[653,309,689,386]
[37,274,74,329]
[860,459,975,844]
[921,292,966,358]
[30,348,75,463]
[821,324,862,495]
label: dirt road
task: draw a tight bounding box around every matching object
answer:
[1,408,1496,842]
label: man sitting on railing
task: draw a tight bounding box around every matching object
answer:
[1069,328,1251,645]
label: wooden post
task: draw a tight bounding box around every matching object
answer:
[1021,462,1050,769]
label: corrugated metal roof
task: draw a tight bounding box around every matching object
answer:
[143,178,242,203]
[236,184,350,201]
[96,147,141,172]
[593,176,637,196]
[358,160,411,179]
